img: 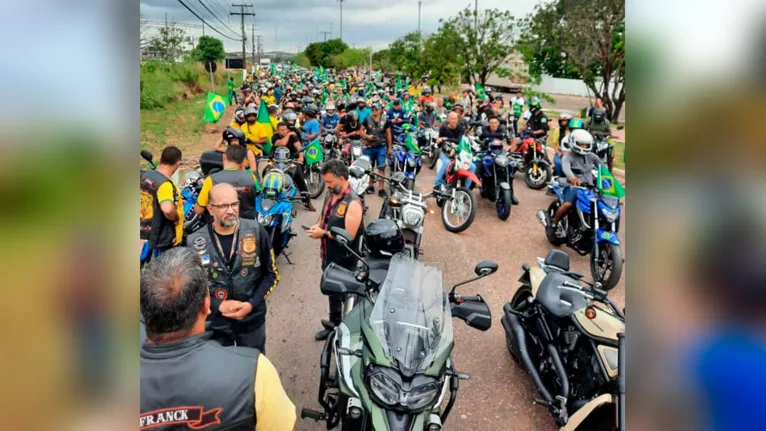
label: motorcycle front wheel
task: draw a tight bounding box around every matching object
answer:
[405,177,415,191]
[427,148,439,169]
[497,188,512,221]
[441,187,476,233]
[591,242,623,290]
[306,164,326,199]
[545,201,565,246]
[524,161,551,190]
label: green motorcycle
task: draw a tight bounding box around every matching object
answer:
[302,227,497,430]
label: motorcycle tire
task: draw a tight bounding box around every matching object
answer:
[306,165,326,199]
[505,286,533,362]
[591,242,623,291]
[545,201,565,246]
[524,161,551,190]
[497,188,512,221]
[441,187,476,233]
[405,178,415,192]
[427,148,439,170]
[378,201,389,220]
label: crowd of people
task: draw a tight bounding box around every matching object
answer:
[138,65,617,430]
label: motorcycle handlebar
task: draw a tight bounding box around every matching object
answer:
[457,295,482,302]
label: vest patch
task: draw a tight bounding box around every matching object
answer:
[336,202,347,217]
[140,190,154,222]
[140,406,223,430]
[214,288,228,300]
[241,234,256,253]
[193,236,207,251]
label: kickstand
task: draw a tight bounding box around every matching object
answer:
[282,251,294,265]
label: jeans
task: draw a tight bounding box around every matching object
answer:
[554,153,564,177]
[512,119,519,136]
[363,146,387,169]
[434,152,477,188]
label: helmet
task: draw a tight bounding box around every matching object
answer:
[363,219,405,258]
[422,87,431,95]
[283,111,298,126]
[272,147,291,164]
[261,170,285,198]
[592,108,606,123]
[303,106,317,117]
[302,96,313,105]
[425,102,435,112]
[326,102,336,112]
[222,127,246,144]
[244,106,258,119]
[570,129,594,156]
[529,99,542,112]
[558,112,572,121]
[234,108,245,122]
[329,84,336,90]
[312,89,321,96]
[568,118,585,130]
[259,87,267,94]
[346,110,359,124]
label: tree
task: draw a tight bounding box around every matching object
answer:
[293,52,312,68]
[388,32,425,77]
[334,48,371,69]
[191,36,225,64]
[522,0,625,121]
[422,31,462,93]
[303,39,350,67]
[439,8,516,86]
[372,49,396,72]
[147,22,191,62]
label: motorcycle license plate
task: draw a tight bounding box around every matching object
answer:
[352,147,362,157]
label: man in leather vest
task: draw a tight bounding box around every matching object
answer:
[306,160,364,341]
[361,102,391,196]
[140,248,296,430]
[140,146,184,256]
[187,183,279,352]
[194,144,260,220]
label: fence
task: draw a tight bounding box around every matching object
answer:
[526,75,602,97]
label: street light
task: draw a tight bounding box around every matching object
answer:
[336,0,344,41]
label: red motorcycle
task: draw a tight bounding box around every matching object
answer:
[433,139,481,233]
[513,131,552,190]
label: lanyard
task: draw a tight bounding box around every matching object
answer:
[210,221,240,267]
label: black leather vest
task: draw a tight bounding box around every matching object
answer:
[365,115,388,147]
[140,333,257,430]
[187,219,268,333]
[320,188,362,269]
[210,169,258,220]
[140,169,178,249]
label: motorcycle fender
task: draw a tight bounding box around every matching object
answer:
[532,157,550,167]
[458,169,482,187]
[597,229,621,245]
[499,182,511,191]
[560,394,614,431]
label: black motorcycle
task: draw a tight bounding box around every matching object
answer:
[501,249,625,430]
[376,172,429,259]
[476,138,518,221]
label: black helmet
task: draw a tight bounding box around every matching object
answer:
[347,110,359,123]
[592,108,606,123]
[222,127,246,144]
[364,219,405,258]
[302,106,317,117]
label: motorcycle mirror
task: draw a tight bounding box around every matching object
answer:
[474,261,498,276]
[140,150,154,164]
[330,226,352,245]
[451,298,492,331]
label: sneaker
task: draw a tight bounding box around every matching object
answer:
[378,189,387,198]
[304,201,317,212]
[315,328,332,341]
[366,186,375,195]
[511,195,520,205]
[321,320,336,330]
[555,223,566,239]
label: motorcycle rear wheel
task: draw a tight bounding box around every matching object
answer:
[506,286,533,362]
[545,201,565,246]
[427,148,439,169]
[591,243,623,291]
[306,164,326,199]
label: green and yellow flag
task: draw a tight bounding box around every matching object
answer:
[255,101,275,155]
[202,92,227,123]
[304,139,323,166]
[270,63,276,76]
[597,165,625,198]
[475,84,487,101]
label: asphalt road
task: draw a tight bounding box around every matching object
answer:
[263,163,626,431]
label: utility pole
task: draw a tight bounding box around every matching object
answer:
[337,0,344,41]
[330,22,333,39]
[202,22,205,36]
[474,0,478,33]
[255,34,262,65]
[231,4,254,73]
[251,25,256,64]
[319,30,331,42]
[418,1,422,34]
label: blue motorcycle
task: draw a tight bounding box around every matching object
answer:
[388,124,422,191]
[536,177,624,290]
[476,139,518,221]
[258,147,302,262]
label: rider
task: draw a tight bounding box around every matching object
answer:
[229,107,246,130]
[554,113,574,177]
[194,144,260,220]
[418,102,438,131]
[386,99,407,143]
[336,110,364,159]
[586,107,614,172]
[419,86,435,106]
[272,122,317,211]
[550,129,600,238]
[401,92,414,113]
[511,99,549,152]
[356,98,372,123]
[301,106,320,143]
[361,102,391,197]
[240,106,266,158]
[321,102,340,130]
[214,127,258,174]
[478,117,519,205]
[433,111,477,191]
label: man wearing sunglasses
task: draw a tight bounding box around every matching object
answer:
[186,183,279,352]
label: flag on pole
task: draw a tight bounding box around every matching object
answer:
[304,139,324,166]
[270,63,276,75]
[597,165,626,198]
[202,92,227,123]
[254,101,275,155]
[475,84,487,101]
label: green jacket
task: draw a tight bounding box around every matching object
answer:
[586,118,611,137]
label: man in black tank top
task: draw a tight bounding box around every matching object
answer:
[306,160,364,341]
[194,145,260,220]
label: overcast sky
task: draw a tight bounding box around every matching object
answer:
[140,0,543,53]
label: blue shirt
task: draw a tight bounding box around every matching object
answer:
[387,108,406,135]
[274,88,282,103]
[357,107,372,123]
[302,119,320,142]
[322,113,340,130]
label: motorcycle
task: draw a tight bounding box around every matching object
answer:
[512,130,552,190]
[388,125,422,191]
[433,137,481,233]
[501,249,625,430]
[257,147,304,261]
[348,155,373,212]
[321,129,342,161]
[417,127,440,170]
[376,172,429,259]
[535,175,624,290]
[302,232,497,430]
[304,138,326,199]
[476,139,518,221]
[593,125,624,170]
[343,138,364,165]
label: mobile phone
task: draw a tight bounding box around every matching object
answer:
[301,225,311,231]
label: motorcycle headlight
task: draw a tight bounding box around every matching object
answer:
[367,368,441,412]
[368,371,400,407]
[257,213,274,226]
[495,153,509,167]
[402,204,424,227]
[599,205,620,223]
[352,146,362,156]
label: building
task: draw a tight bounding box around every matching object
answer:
[483,50,529,91]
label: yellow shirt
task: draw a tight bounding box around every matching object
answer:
[270,116,279,131]
[262,94,276,105]
[156,181,184,246]
[254,355,297,431]
[229,121,242,130]
[240,122,265,156]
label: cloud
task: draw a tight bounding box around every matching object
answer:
[141,0,541,53]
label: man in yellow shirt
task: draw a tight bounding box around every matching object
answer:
[140,248,296,431]
[240,106,267,157]
[229,107,246,130]
[268,105,280,130]
[139,146,184,255]
[262,88,276,106]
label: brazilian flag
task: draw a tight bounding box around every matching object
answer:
[202,92,227,123]
[597,165,625,198]
[304,139,324,166]
[475,84,487,101]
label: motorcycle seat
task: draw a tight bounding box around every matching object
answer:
[536,272,588,318]
[349,158,371,178]
[544,249,570,271]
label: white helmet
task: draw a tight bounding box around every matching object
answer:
[570,129,594,155]
[558,112,573,121]
[326,102,336,112]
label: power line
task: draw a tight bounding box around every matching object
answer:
[176,0,241,41]
[195,0,240,37]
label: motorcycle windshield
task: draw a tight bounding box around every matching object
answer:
[369,255,453,377]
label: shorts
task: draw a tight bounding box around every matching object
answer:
[364,146,387,169]
[562,186,579,204]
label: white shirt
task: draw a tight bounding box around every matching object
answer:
[523,110,532,121]
[511,97,525,108]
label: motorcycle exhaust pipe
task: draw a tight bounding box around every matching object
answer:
[547,344,570,400]
[502,311,554,404]
[536,210,548,227]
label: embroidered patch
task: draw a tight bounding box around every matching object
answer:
[240,268,248,277]
[240,234,256,253]
[241,254,256,267]
[140,406,223,430]
[192,236,207,250]
[336,202,347,217]
[214,288,228,300]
